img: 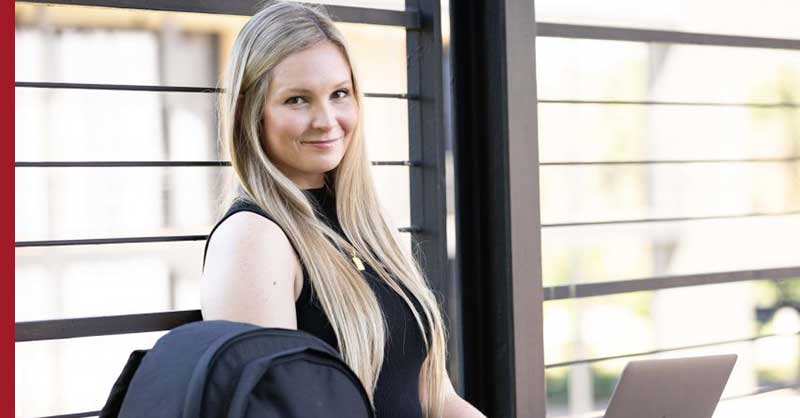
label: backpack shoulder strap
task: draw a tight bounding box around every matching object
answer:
[99,349,149,418]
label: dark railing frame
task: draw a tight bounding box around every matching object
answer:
[539,98,800,107]
[13,0,448,376]
[16,2,453,417]
[542,210,800,228]
[15,81,418,99]
[20,0,420,28]
[15,160,422,167]
[536,22,800,50]
[451,0,547,416]
[546,331,800,369]
[16,310,203,342]
[16,226,421,248]
[451,2,800,418]
[543,267,800,301]
[540,157,800,165]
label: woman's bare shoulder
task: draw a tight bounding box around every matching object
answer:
[205,211,292,258]
[201,211,302,329]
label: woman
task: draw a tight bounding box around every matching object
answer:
[201,2,485,418]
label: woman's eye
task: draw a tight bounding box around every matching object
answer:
[285,90,348,105]
[285,96,306,105]
[333,89,350,99]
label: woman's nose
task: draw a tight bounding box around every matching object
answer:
[311,103,337,130]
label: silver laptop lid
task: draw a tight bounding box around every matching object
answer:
[604,354,737,418]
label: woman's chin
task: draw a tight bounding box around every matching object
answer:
[310,154,344,172]
[303,161,342,177]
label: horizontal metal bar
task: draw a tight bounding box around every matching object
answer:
[541,157,800,166]
[15,310,202,342]
[17,226,420,247]
[16,81,217,93]
[15,235,208,247]
[538,99,800,108]
[36,411,100,418]
[18,0,421,28]
[15,160,421,168]
[721,381,800,401]
[543,210,800,228]
[537,22,800,51]
[545,331,800,369]
[373,160,422,167]
[16,161,231,167]
[543,267,800,301]
[366,92,418,100]
[15,81,417,99]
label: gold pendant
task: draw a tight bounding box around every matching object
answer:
[351,250,365,271]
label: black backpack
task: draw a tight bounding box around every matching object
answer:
[99,320,375,418]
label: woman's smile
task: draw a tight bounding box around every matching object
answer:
[300,137,341,149]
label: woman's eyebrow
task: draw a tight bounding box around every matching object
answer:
[277,80,352,95]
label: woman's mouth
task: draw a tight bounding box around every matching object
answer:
[301,137,340,149]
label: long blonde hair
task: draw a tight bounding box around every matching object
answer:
[216,1,448,416]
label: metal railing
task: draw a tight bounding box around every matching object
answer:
[545,331,800,369]
[16,226,423,248]
[15,81,419,99]
[21,0,420,28]
[15,160,421,167]
[13,0,448,312]
[15,1,449,417]
[533,18,800,416]
[536,22,800,50]
[543,267,800,301]
[452,2,800,416]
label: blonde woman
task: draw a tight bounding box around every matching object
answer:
[201,2,485,418]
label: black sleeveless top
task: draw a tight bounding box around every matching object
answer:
[202,187,428,418]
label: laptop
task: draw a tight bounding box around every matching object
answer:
[604,354,738,418]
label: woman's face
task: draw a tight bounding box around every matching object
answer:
[262,41,359,189]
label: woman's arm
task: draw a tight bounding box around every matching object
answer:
[441,372,487,418]
[420,368,487,418]
[201,211,301,328]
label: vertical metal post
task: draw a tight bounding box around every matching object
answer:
[450,0,546,417]
[406,0,450,342]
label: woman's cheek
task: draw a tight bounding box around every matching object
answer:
[344,104,359,132]
[279,111,309,135]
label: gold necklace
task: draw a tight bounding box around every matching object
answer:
[350,248,365,271]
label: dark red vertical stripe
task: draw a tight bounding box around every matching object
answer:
[4,1,15,416]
